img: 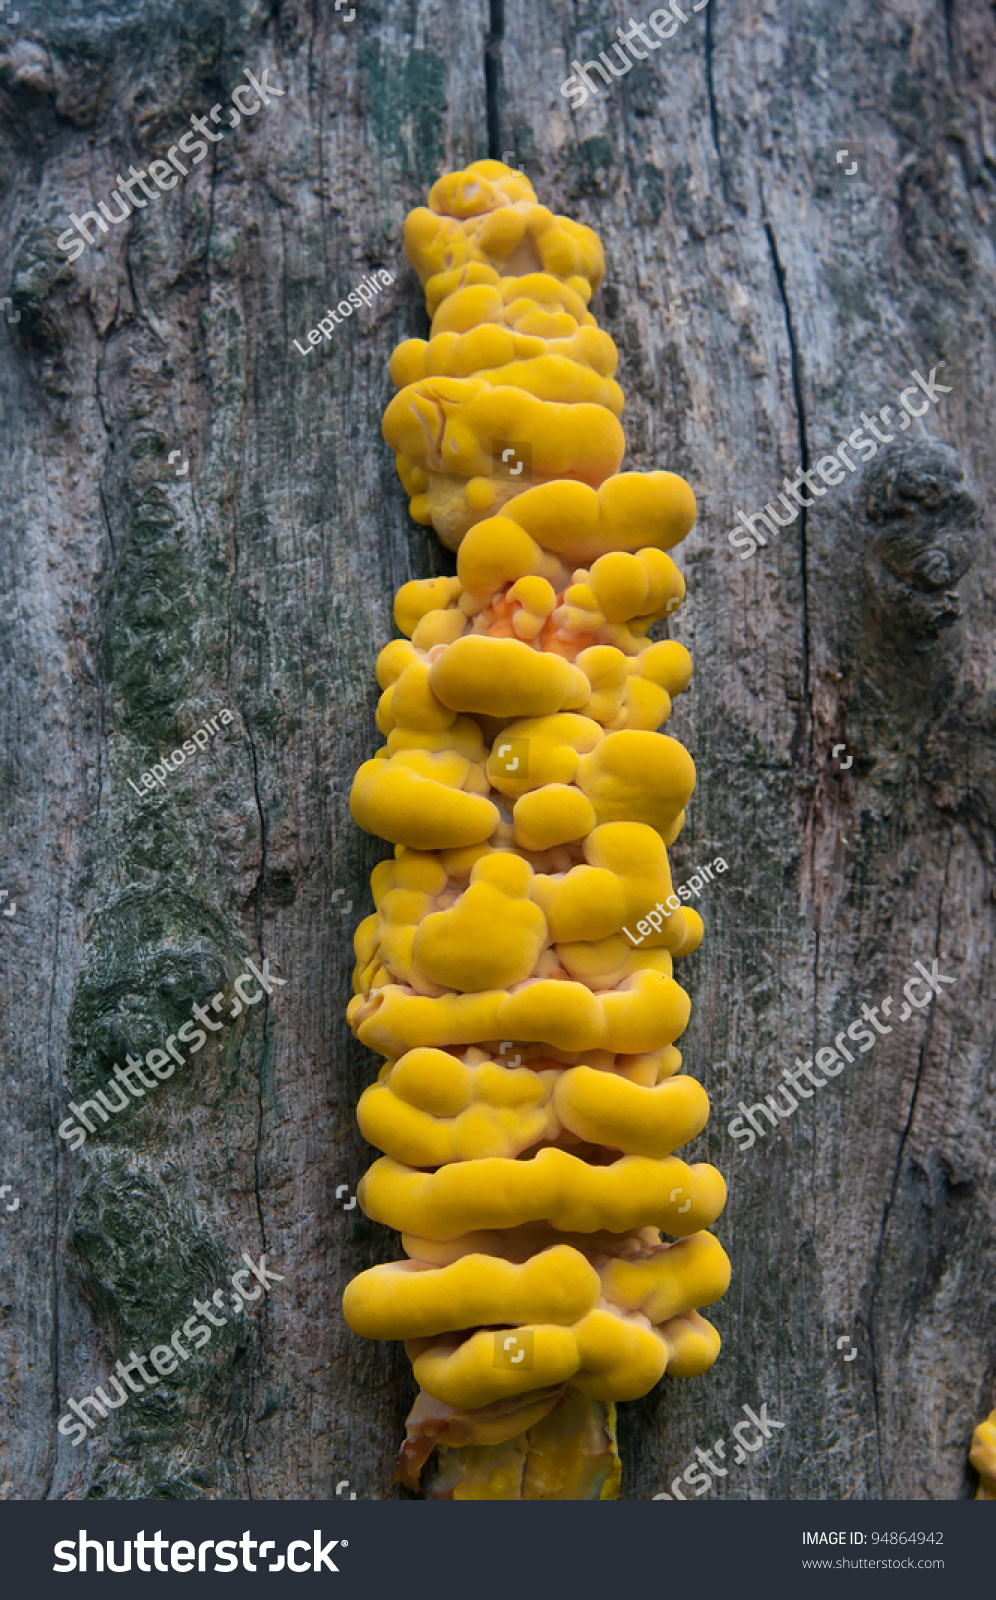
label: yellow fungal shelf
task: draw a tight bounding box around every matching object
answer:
[344,159,729,1500]
[970,1408,996,1499]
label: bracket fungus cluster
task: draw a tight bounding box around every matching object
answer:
[343,161,729,1499]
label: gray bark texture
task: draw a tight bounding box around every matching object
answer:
[0,0,993,1501]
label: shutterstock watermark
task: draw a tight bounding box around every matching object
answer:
[58,956,288,1150]
[57,67,286,263]
[494,1331,534,1369]
[728,364,954,561]
[727,958,957,1150]
[493,738,530,776]
[652,1398,784,1498]
[53,1529,342,1574]
[57,1251,286,1448]
[561,3,710,109]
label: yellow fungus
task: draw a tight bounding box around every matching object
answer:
[359,1148,726,1240]
[429,636,590,718]
[343,1245,601,1341]
[513,784,597,851]
[343,160,728,1500]
[970,1408,996,1499]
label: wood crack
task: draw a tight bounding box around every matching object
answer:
[703,1,728,201]
[762,217,813,763]
[485,0,505,160]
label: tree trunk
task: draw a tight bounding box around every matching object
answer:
[0,0,992,1501]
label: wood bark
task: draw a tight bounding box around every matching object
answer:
[0,0,992,1501]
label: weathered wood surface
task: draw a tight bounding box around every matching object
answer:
[0,0,992,1501]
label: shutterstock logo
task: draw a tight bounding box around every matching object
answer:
[493,1331,534,1369]
[493,738,530,776]
[53,1530,346,1574]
